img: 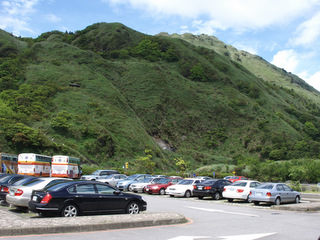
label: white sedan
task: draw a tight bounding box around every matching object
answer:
[222,180,261,202]
[6,177,72,208]
[165,178,203,198]
[129,177,163,193]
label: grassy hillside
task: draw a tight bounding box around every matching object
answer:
[1,23,320,175]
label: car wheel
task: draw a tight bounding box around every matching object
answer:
[159,188,165,195]
[127,184,131,191]
[227,198,233,202]
[61,204,78,217]
[126,201,140,214]
[254,201,259,206]
[198,196,204,199]
[275,197,281,205]
[184,190,191,198]
[142,187,146,193]
[213,192,220,200]
[295,196,300,204]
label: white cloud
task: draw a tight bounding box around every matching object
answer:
[304,71,320,91]
[289,11,320,47]
[0,0,39,36]
[271,49,299,73]
[104,0,319,33]
[46,13,61,23]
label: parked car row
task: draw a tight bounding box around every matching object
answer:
[123,174,301,207]
[0,172,302,218]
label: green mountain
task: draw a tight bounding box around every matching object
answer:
[1,22,320,173]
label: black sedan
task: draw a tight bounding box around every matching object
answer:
[28,180,147,217]
[193,179,232,200]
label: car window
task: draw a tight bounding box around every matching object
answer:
[75,184,96,194]
[172,179,179,183]
[276,185,285,191]
[95,184,115,194]
[283,185,292,191]
[250,182,258,187]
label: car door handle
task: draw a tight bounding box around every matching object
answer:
[75,195,83,198]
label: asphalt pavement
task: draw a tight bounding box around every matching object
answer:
[0,195,319,237]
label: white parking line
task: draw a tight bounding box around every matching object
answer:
[186,206,260,217]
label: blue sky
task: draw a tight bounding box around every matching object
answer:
[1,0,320,91]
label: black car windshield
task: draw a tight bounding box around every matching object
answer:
[177,179,194,185]
[157,178,171,184]
[256,184,274,190]
[45,181,73,191]
[203,180,218,185]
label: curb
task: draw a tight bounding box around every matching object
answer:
[271,202,320,211]
[0,212,187,236]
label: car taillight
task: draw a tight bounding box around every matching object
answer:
[266,192,272,197]
[3,187,9,193]
[236,189,244,193]
[223,188,226,191]
[249,191,252,195]
[204,186,211,190]
[193,185,197,189]
[40,193,52,204]
[15,189,24,196]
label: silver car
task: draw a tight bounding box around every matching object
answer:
[6,177,72,208]
[249,183,300,205]
[96,174,127,187]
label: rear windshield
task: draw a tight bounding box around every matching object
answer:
[45,181,73,191]
[256,184,274,190]
[157,178,171,184]
[22,179,44,186]
[177,179,194,185]
[232,181,247,187]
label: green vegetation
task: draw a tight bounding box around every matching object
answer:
[1,24,320,183]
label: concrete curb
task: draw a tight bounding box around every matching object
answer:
[271,202,320,211]
[0,212,187,236]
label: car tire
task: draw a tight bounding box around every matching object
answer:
[159,188,165,195]
[126,201,140,214]
[253,201,259,206]
[275,197,281,205]
[61,204,78,217]
[127,184,131,191]
[184,190,191,198]
[142,187,146,193]
[198,196,204,199]
[295,196,300,204]
[227,198,233,202]
[213,192,220,200]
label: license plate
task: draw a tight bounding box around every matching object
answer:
[256,192,262,196]
[32,196,37,201]
[198,187,203,190]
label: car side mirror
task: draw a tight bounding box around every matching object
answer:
[114,190,121,195]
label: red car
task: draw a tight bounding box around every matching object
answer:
[145,177,182,195]
[229,176,248,183]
